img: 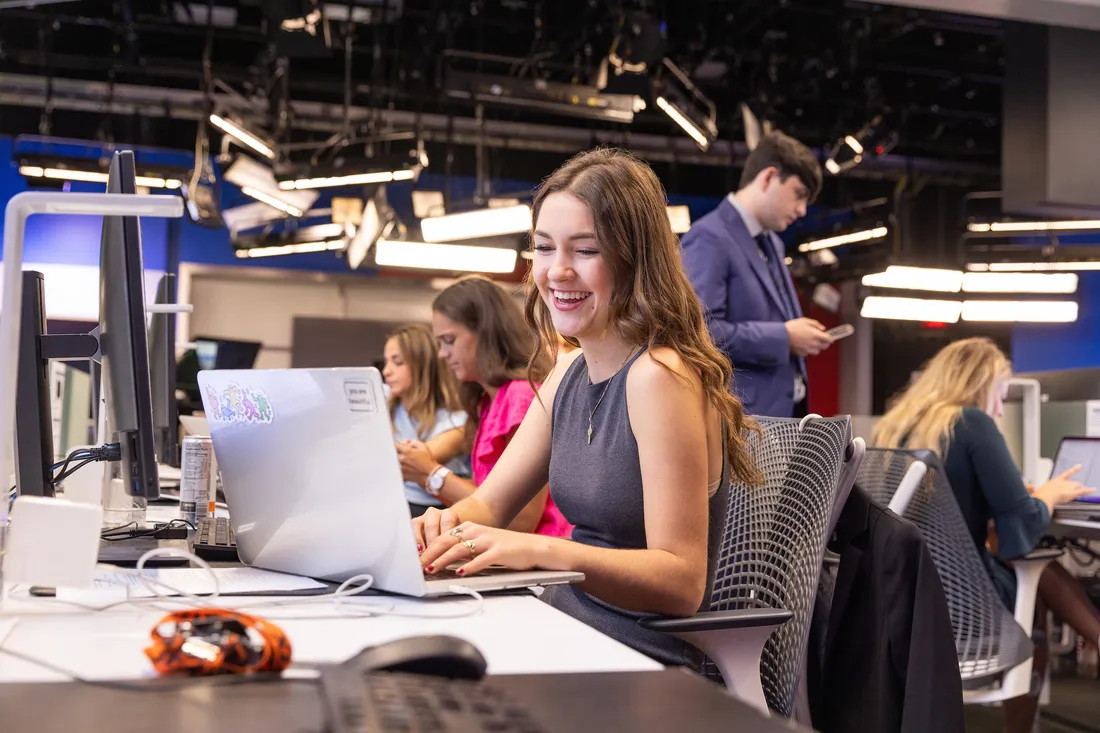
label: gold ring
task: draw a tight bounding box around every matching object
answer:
[449,527,464,539]
[462,539,477,558]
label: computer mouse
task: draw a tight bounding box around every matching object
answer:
[342,635,488,681]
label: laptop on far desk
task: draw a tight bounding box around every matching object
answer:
[1052,437,1100,518]
[196,367,583,598]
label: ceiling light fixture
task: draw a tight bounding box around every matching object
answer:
[961,300,1078,323]
[277,168,416,191]
[19,165,182,189]
[967,220,1100,233]
[234,239,345,259]
[421,204,532,242]
[224,156,317,219]
[799,226,888,252]
[860,296,962,323]
[209,114,275,160]
[968,261,1100,272]
[375,239,518,274]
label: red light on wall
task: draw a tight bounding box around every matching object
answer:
[875,145,884,154]
[921,321,949,329]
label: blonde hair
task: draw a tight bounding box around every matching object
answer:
[386,323,460,439]
[523,147,760,485]
[872,337,1011,455]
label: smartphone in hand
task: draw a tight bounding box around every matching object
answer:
[826,324,855,340]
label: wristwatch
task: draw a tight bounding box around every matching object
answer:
[425,465,452,497]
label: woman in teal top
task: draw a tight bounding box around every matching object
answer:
[381,324,470,516]
[874,337,1100,730]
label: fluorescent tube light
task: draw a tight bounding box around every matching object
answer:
[375,239,518,274]
[224,157,317,219]
[861,266,964,293]
[655,96,710,150]
[799,226,888,252]
[235,240,344,259]
[961,272,1078,294]
[238,186,304,218]
[860,296,962,323]
[209,114,274,159]
[421,204,532,242]
[19,165,182,189]
[824,159,841,175]
[961,300,1078,323]
[844,135,864,154]
[968,220,1100,233]
[969,261,1100,272]
[277,169,415,191]
[667,205,692,234]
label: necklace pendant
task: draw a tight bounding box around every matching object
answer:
[587,424,593,445]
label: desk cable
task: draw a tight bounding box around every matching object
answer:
[0,546,487,690]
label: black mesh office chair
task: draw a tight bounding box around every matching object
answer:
[641,415,864,718]
[856,447,1056,703]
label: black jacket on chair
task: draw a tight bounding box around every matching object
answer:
[807,485,965,733]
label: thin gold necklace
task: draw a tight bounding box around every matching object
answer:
[587,347,638,445]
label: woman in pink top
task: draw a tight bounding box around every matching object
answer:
[396,275,572,537]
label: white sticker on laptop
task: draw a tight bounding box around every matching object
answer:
[344,381,376,412]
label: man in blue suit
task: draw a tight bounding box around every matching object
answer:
[682,131,834,418]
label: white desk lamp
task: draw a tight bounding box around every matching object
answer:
[1,192,185,507]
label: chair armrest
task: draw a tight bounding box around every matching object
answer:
[639,608,792,633]
[640,608,792,716]
[1014,548,1063,563]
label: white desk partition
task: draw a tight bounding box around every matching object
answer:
[0,192,184,516]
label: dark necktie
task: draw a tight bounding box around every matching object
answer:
[755,232,794,319]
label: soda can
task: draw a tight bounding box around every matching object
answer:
[180,436,216,525]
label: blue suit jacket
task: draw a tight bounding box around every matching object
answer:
[680,198,806,418]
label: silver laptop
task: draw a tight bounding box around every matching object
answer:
[196,367,583,597]
[1052,436,1100,516]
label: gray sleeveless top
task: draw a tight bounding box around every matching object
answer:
[542,348,729,668]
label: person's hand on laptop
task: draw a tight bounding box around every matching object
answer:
[396,439,436,486]
[418,519,543,577]
[1033,464,1093,515]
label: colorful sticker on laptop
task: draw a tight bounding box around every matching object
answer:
[204,383,274,424]
[344,381,376,412]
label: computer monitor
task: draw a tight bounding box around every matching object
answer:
[192,337,262,370]
[99,150,160,501]
[149,274,179,467]
[14,271,96,496]
[13,151,160,501]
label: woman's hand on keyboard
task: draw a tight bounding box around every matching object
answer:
[420,521,545,577]
[413,506,462,552]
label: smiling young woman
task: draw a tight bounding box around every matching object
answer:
[413,148,760,668]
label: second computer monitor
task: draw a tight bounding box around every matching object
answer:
[100,150,160,501]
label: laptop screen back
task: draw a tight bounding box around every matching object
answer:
[1051,437,1100,501]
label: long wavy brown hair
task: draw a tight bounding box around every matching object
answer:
[385,323,461,439]
[523,147,760,485]
[872,337,1011,456]
[432,275,553,445]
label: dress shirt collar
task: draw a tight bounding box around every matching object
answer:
[726,192,765,239]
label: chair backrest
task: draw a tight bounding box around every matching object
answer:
[856,448,1032,683]
[708,415,853,718]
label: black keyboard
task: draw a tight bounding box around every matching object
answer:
[321,668,548,733]
[192,517,239,561]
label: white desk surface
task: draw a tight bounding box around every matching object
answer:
[0,591,661,683]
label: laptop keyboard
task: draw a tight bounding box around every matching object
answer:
[424,566,518,581]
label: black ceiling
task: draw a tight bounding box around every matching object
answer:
[0,0,1005,183]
